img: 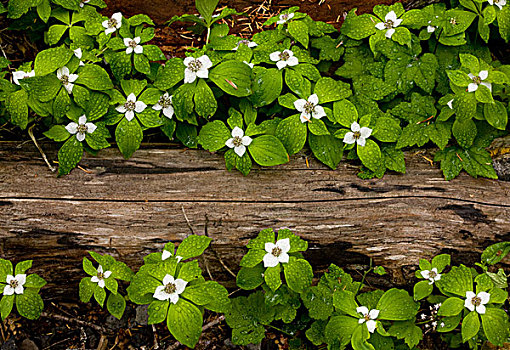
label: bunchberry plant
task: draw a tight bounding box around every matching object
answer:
[79,252,134,319]
[414,254,451,300]
[0,259,46,321]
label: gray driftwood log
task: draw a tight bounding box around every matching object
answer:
[0,142,509,300]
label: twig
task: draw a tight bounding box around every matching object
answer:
[27,125,56,172]
[181,206,195,235]
[166,315,225,350]
[152,324,160,349]
[0,44,12,72]
[41,311,110,334]
[0,319,6,343]
[204,215,236,278]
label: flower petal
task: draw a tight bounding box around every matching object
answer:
[162,250,172,260]
[199,55,213,69]
[163,106,175,119]
[478,292,490,304]
[225,138,235,148]
[276,61,287,70]
[343,132,356,144]
[466,291,476,299]
[184,69,197,84]
[116,105,127,113]
[91,276,99,283]
[76,132,86,142]
[169,293,179,304]
[287,56,299,67]
[134,37,141,44]
[183,57,195,66]
[360,127,372,139]
[481,82,492,91]
[265,242,276,253]
[369,309,380,319]
[5,275,14,284]
[278,252,290,264]
[153,286,169,301]
[112,12,123,25]
[127,93,137,102]
[313,105,326,119]
[385,11,397,23]
[476,304,486,314]
[276,238,291,253]
[103,271,112,278]
[163,274,174,285]
[357,137,367,147]
[308,94,319,105]
[300,113,311,123]
[465,299,475,312]
[65,122,78,135]
[234,145,246,157]
[78,115,87,125]
[356,306,369,315]
[263,253,279,268]
[98,279,105,288]
[153,103,163,111]
[195,68,209,79]
[447,99,454,109]
[366,320,377,333]
[479,70,489,80]
[385,28,396,38]
[102,20,109,29]
[3,285,14,296]
[134,45,144,54]
[294,99,307,112]
[351,122,361,132]
[16,274,26,286]
[421,270,431,279]
[231,127,244,138]
[394,18,403,27]
[124,38,132,46]
[125,110,135,121]
[242,136,252,146]
[135,101,147,113]
[86,123,97,134]
[269,51,281,62]
[126,47,133,55]
[467,83,478,92]
[174,279,188,294]
[375,22,386,30]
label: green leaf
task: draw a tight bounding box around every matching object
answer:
[333,99,358,128]
[249,67,282,107]
[274,115,307,155]
[79,277,95,302]
[308,119,330,136]
[462,311,480,343]
[437,265,473,297]
[107,292,126,319]
[276,229,307,253]
[475,84,493,103]
[143,45,165,61]
[83,257,97,276]
[24,274,46,289]
[115,118,143,159]
[264,264,282,291]
[76,65,113,90]
[248,135,289,166]
[377,288,418,321]
[453,118,477,149]
[44,125,70,142]
[481,242,510,265]
[413,280,433,301]
[176,235,211,260]
[6,89,28,129]
[16,289,44,320]
[432,254,451,272]
[374,117,401,143]
[353,75,396,100]
[14,260,32,275]
[435,146,497,180]
[167,299,203,348]
[333,290,359,317]
[288,20,309,48]
[198,120,230,151]
[459,54,480,74]
[481,307,509,346]
[47,25,68,45]
[302,285,334,320]
[447,70,472,87]
[309,134,343,169]
[284,258,313,293]
[382,145,405,173]
[315,77,351,103]
[388,320,423,349]
[341,11,377,40]
[195,0,219,25]
[148,300,169,324]
[246,228,275,250]
[239,249,266,268]
[58,136,83,176]
[325,315,359,347]
[209,60,252,97]
[0,295,14,321]
[236,265,264,290]
[34,46,73,76]
[357,139,384,174]
[194,79,217,118]
[154,58,184,90]
[484,101,507,130]
[438,297,464,317]
[134,53,151,75]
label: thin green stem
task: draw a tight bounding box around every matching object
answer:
[266,324,292,336]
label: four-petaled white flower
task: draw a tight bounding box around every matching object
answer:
[420,268,441,285]
[233,39,258,51]
[74,48,85,66]
[153,274,187,304]
[12,70,35,85]
[465,291,490,314]
[375,11,403,38]
[91,265,112,289]
[427,24,437,33]
[263,238,290,267]
[269,49,299,70]
[447,99,454,109]
[293,94,326,123]
[357,306,380,333]
[225,127,252,157]
[343,122,373,147]
[243,61,254,68]
[153,93,174,119]
[57,66,78,94]
[161,249,183,263]
[3,274,26,295]
[65,115,97,142]
[277,12,295,24]
[116,93,147,121]
[468,70,492,92]
[124,37,143,55]
[102,12,122,35]
[183,55,213,84]
[79,0,90,8]
[488,0,506,10]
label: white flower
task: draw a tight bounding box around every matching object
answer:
[263,238,290,267]
[153,93,174,119]
[427,25,436,33]
[57,66,78,94]
[465,291,490,314]
[225,127,252,157]
[357,306,379,333]
[183,55,213,84]
[90,265,112,289]
[65,115,97,142]
[420,268,441,285]
[12,70,35,85]
[488,0,506,10]
[102,12,122,35]
[467,71,492,92]
[243,61,254,69]
[440,322,445,328]
[79,0,90,8]
[343,122,372,147]
[233,39,258,51]
[420,313,427,320]
[277,12,295,24]
[269,49,299,70]
[153,274,187,304]
[74,48,85,66]
[375,11,403,38]
[124,37,143,55]
[161,249,183,263]
[116,93,147,121]
[3,274,26,295]
[447,99,454,109]
[293,94,326,123]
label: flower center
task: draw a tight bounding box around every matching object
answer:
[159,96,172,108]
[279,51,290,61]
[9,280,18,288]
[129,40,137,48]
[60,75,69,85]
[281,14,289,20]
[429,270,437,279]
[353,131,361,139]
[164,283,177,294]
[77,124,88,134]
[384,20,394,29]
[238,40,250,45]
[472,76,482,84]
[232,136,243,147]
[188,59,203,72]
[364,314,370,321]
[471,296,482,306]
[450,18,457,25]
[108,18,118,28]
[303,101,315,114]
[96,272,104,280]
[124,101,136,111]
[272,247,282,257]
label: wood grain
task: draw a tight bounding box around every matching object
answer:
[0,142,509,300]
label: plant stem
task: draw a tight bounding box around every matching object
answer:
[356,258,373,296]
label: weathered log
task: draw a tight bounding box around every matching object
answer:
[0,142,509,301]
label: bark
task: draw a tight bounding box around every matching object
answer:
[0,142,509,300]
